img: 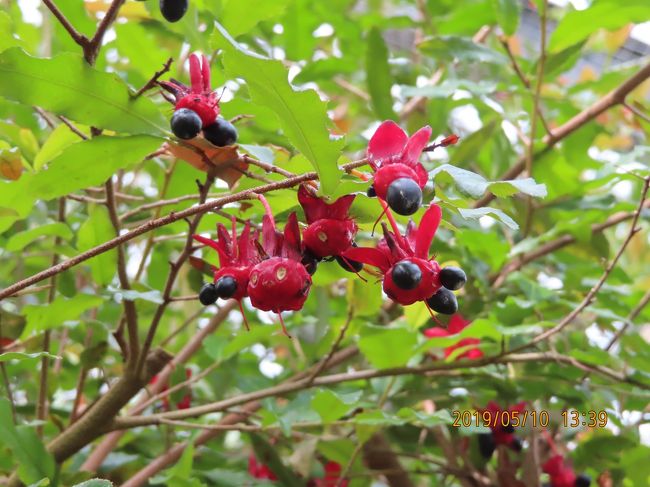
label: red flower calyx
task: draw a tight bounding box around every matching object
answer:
[342,204,443,306]
[160,52,221,127]
[248,453,278,481]
[149,368,192,411]
[423,314,483,360]
[307,461,349,487]
[543,454,591,487]
[298,184,357,258]
[247,210,312,335]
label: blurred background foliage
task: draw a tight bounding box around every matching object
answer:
[0,0,649,486]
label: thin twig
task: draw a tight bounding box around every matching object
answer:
[624,101,650,125]
[135,174,216,375]
[306,307,354,385]
[84,0,126,64]
[41,0,88,47]
[132,58,173,99]
[105,178,140,368]
[36,197,66,436]
[510,177,650,353]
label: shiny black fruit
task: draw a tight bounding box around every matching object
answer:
[301,251,319,276]
[478,433,495,459]
[440,266,467,291]
[501,423,515,434]
[574,475,591,487]
[171,108,201,139]
[199,283,218,305]
[391,261,422,290]
[386,177,422,216]
[159,0,188,23]
[510,437,523,452]
[215,276,237,299]
[426,288,458,315]
[203,117,238,147]
[336,254,363,273]
[367,185,376,197]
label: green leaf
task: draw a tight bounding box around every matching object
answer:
[0,135,161,229]
[366,27,397,120]
[311,389,362,423]
[33,123,88,171]
[220,0,288,38]
[213,23,343,194]
[0,351,59,363]
[0,398,55,484]
[71,480,114,487]
[491,0,521,36]
[0,48,167,135]
[358,325,418,369]
[21,293,104,338]
[457,207,519,230]
[6,222,73,251]
[77,205,118,286]
[431,164,546,199]
[419,36,507,64]
[548,0,650,53]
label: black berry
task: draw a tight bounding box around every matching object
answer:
[203,117,238,147]
[426,288,458,315]
[171,108,201,139]
[215,276,237,299]
[159,0,188,22]
[509,437,523,452]
[501,423,515,434]
[478,433,495,459]
[574,475,591,487]
[336,254,363,273]
[440,266,467,291]
[199,283,218,305]
[386,177,422,216]
[301,251,319,276]
[391,261,422,290]
[367,185,376,197]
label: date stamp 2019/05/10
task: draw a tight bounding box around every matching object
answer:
[452,409,609,428]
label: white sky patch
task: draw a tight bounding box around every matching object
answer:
[640,423,650,446]
[585,322,620,351]
[501,120,519,145]
[313,23,334,38]
[537,272,563,290]
[18,0,42,26]
[479,216,496,229]
[449,387,468,397]
[259,358,284,378]
[224,431,242,449]
[449,105,483,137]
[611,179,633,201]
[273,24,284,35]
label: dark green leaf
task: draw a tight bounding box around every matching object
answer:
[366,28,397,120]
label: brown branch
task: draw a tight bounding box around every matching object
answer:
[41,0,88,47]
[475,62,650,208]
[0,158,370,301]
[105,178,140,368]
[110,351,645,431]
[509,176,650,353]
[132,58,173,99]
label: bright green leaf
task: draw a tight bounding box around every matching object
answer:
[358,325,418,369]
[6,222,73,252]
[213,23,343,194]
[366,27,396,120]
[21,293,104,338]
[77,206,118,286]
[491,0,522,36]
[0,48,167,135]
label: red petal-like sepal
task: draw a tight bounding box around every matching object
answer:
[342,247,391,273]
[414,204,442,259]
[367,120,408,164]
[402,125,432,166]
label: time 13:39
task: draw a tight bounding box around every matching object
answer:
[561,410,608,428]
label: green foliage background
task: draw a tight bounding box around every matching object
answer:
[0,0,649,485]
